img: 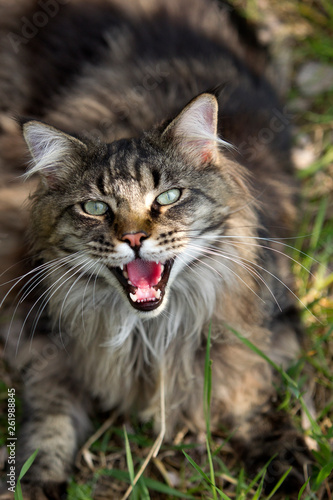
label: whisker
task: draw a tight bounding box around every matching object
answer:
[183,247,264,304]
[18,253,85,305]
[14,256,90,355]
[190,233,322,268]
[3,253,85,351]
[0,255,36,280]
[179,226,321,255]
[0,254,78,307]
[223,189,265,216]
[5,262,68,350]
[178,227,317,241]
[81,260,103,330]
[187,243,321,323]
[199,239,316,281]
[53,261,96,353]
[92,263,105,310]
[187,244,281,310]
[29,258,92,345]
[57,259,97,336]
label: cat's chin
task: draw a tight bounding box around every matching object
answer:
[110,258,174,313]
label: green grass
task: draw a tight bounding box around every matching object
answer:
[2,1,332,498]
[13,450,39,500]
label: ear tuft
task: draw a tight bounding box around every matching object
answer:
[23,121,87,185]
[162,93,230,165]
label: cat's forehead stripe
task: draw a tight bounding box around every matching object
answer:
[133,158,143,183]
[96,174,108,196]
[104,149,161,196]
[151,169,161,188]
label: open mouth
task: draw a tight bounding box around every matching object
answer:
[111,258,174,311]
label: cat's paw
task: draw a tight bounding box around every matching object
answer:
[247,433,313,497]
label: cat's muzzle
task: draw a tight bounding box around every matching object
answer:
[111,258,174,312]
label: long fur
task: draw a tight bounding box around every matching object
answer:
[0,1,312,498]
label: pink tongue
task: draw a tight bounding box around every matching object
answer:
[127,259,162,288]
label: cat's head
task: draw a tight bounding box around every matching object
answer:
[23,93,250,318]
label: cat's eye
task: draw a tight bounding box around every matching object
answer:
[83,200,109,216]
[156,188,181,206]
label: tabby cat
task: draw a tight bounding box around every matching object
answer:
[0,0,312,498]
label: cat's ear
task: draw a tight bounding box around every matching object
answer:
[162,93,229,165]
[23,120,87,186]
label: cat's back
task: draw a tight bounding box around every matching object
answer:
[41,0,272,136]
[0,0,270,128]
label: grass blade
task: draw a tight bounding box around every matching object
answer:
[17,449,39,481]
[123,426,138,500]
[183,451,232,500]
[298,477,311,499]
[14,449,39,500]
[203,323,218,499]
[14,482,23,500]
[206,436,217,500]
[204,323,213,439]
[104,469,195,498]
[265,467,292,499]
[312,460,333,491]
[137,476,150,500]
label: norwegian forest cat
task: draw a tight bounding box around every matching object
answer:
[0,0,313,498]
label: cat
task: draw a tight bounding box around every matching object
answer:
[0,0,313,498]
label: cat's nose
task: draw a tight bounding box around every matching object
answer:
[121,231,148,248]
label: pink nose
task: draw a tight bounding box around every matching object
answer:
[121,232,147,247]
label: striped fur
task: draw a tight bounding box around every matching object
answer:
[0,1,312,498]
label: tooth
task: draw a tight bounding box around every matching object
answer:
[120,264,124,271]
[155,289,161,299]
[160,264,164,273]
[129,293,137,302]
[123,270,129,279]
[127,279,133,285]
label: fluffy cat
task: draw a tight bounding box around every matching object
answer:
[0,0,312,498]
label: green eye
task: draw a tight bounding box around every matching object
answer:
[83,200,109,216]
[156,188,181,206]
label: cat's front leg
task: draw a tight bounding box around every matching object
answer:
[14,338,92,500]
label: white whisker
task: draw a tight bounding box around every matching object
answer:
[183,246,264,304]
[58,259,97,335]
[30,257,92,343]
[19,253,85,305]
[186,242,321,323]
[3,253,85,351]
[15,256,90,355]
[187,243,281,310]
[92,263,104,310]
[196,234,321,269]
[81,260,103,330]
[0,255,75,308]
